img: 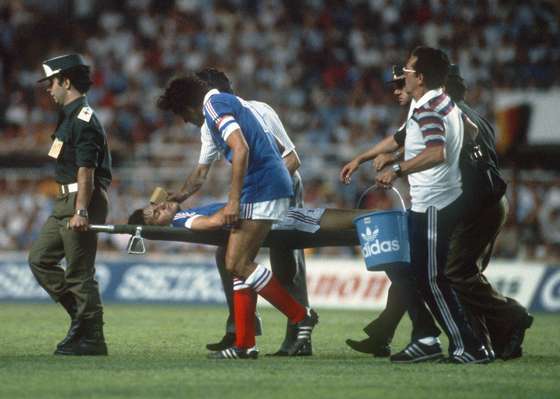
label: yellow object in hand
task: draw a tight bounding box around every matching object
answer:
[150,187,168,204]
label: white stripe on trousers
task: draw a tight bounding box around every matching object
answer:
[426,206,465,356]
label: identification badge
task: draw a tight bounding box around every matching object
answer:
[48,138,64,159]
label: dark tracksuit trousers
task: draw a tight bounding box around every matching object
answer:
[409,197,484,356]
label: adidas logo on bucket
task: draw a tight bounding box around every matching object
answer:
[360,225,400,257]
[360,226,379,241]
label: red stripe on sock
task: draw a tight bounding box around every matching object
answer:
[257,275,306,323]
[233,288,256,349]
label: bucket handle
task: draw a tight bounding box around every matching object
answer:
[356,184,407,212]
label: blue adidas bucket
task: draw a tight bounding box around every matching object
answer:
[353,186,410,271]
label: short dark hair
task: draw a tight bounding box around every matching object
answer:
[128,209,146,225]
[446,74,466,102]
[196,68,233,94]
[157,74,208,115]
[56,65,92,94]
[411,46,450,90]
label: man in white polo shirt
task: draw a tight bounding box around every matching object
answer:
[376,46,490,364]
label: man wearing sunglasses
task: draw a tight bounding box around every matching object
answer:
[375,46,490,364]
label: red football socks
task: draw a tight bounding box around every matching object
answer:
[245,264,306,324]
[233,284,256,349]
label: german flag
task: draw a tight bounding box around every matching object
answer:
[495,104,531,157]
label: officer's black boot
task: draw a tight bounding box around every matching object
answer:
[54,293,84,355]
[74,314,108,356]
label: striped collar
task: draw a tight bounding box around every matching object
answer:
[414,88,444,110]
[202,89,220,107]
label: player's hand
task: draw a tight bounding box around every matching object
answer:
[68,215,89,232]
[166,191,182,203]
[375,169,396,188]
[223,199,240,227]
[373,153,394,171]
[340,160,360,184]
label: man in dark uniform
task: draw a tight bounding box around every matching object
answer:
[29,54,112,356]
[443,65,533,360]
[345,64,532,361]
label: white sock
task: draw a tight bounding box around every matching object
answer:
[244,264,272,292]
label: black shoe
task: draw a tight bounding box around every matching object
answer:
[346,337,391,357]
[55,294,83,351]
[206,332,236,352]
[501,314,533,360]
[266,323,313,357]
[439,347,492,364]
[54,319,84,353]
[287,308,319,356]
[55,315,108,356]
[390,340,443,363]
[208,346,259,360]
[268,340,313,357]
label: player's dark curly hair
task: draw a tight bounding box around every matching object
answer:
[56,65,92,94]
[128,209,146,225]
[195,67,234,94]
[410,46,450,90]
[157,74,208,115]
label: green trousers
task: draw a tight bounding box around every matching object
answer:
[28,188,108,319]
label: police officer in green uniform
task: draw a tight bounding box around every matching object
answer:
[29,54,112,356]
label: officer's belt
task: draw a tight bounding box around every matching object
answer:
[59,183,78,195]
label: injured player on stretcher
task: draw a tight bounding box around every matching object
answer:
[128,201,371,233]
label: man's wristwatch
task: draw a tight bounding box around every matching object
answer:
[392,163,402,177]
[75,209,89,218]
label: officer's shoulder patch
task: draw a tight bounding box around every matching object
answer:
[77,106,93,123]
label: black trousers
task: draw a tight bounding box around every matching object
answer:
[446,196,528,354]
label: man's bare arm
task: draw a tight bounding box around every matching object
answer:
[69,166,94,231]
[340,135,400,183]
[224,129,249,225]
[400,144,445,175]
[283,151,301,176]
[190,210,226,230]
[171,163,211,204]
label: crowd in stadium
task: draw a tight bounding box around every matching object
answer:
[0,0,559,260]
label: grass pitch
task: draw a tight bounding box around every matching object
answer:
[0,304,559,399]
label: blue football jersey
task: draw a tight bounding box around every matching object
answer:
[172,203,226,228]
[203,90,293,203]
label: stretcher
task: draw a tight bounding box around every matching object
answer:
[89,224,359,254]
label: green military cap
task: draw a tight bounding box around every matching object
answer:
[37,54,88,82]
[386,64,405,88]
[388,64,405,83]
